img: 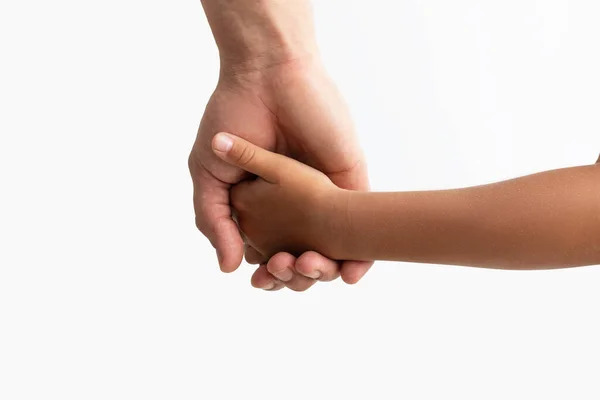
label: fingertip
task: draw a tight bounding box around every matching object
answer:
[244,245,267,265]
[251,264,280,290]
[250,264,267,288]
[295,251,340,282]
[218,248,244,273]
[212,220,245,273]
[265,282,285,292]
[340,272,362,286]
[340,261,373,285]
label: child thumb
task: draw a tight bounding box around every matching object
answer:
[212,132,284,183]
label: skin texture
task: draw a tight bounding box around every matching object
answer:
[192,0,373,291]
[214,133,600,270]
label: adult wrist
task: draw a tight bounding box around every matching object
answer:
[202,0,319,76]
[219,44,319,78]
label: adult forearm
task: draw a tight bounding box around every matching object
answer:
[337,164,600,269]
[201,0,318,72]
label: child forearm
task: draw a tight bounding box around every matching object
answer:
[337,164,600,269]
[211,133,600,269]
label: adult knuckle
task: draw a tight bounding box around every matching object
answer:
[194,214,207,233]
[188,152,201,174]
[193,203,216,233]
[198,200,214,219]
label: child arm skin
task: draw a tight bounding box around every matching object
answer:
[213,133,600,270]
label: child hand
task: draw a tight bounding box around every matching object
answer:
[212,132,347,260]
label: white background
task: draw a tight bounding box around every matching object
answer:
[1,0,600,399]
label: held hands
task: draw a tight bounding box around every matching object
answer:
[213,133,347,262]
[189,60,372,291]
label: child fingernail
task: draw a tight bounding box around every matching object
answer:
[214,133,233,152]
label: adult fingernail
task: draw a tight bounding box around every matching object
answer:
[214,133,233,152]
[303,270,322,280]
[275,268,294,282]
[262,282,276,291]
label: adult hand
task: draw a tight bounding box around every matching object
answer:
[189,58,372,291]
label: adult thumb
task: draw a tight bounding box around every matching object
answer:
[212,132,284,183]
